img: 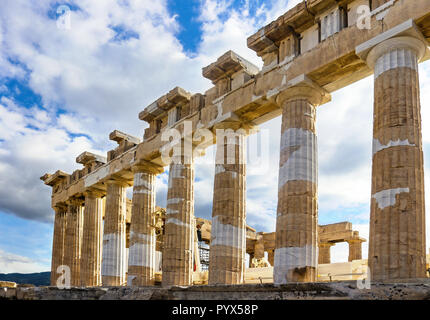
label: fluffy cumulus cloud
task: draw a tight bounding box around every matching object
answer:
[0,249,48,273]
[0,0,303,224]
[0,0,430,272]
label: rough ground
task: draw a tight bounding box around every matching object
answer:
[1,280,430,300]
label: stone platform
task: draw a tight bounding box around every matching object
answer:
[2,281,430,300]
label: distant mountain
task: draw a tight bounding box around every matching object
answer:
[0,272,50,286]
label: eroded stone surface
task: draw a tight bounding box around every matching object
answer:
[2,282,430,300]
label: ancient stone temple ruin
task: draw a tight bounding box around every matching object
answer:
[41,0,430,288]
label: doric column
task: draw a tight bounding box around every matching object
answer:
[267,250,274,267]
[64,198,84,287]
[127,163,163,286]
[102,180,128,286]
[347,239,364,262]
[194,230,202,272]
[254,234,265,260]
[248,253,254,268]
[80,191,104,287]
[50,205,67,286]
[274,76,329,284]
[359,35,427,280]
[318,242,334,265]
[208,123,247,285]
[162,155,195,287]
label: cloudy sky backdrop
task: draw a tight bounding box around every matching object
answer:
[0,0,429,273]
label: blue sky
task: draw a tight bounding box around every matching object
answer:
[0,0,429,273]
[167,0,202,54]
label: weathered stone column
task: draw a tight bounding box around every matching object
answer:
[194,231,202,272]
[318,242,334,265]
[102,180,128,286]
[50,205,67,286]
[80,191,104,287]
[127,162,163,286]
[347,239,363,262]
[64,199,84,287]
[359,35,427,280]
[208,124,247,285]
[248,253,254,268]
[254,234,265,260]
[267,250,274,267]
[162,155,195,287]
[274,77,329,284]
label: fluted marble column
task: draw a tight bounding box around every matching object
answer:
[80,191,104,287]
[128,163,163,286]
[208,125,246,285]
[364,36,427,280]
[50,205,67,286]
[64,199,84,287]
[102,180,128,286]
[274,81,327,284]
[162,155,195,287]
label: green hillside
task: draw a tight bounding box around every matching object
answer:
[0,272,50,286]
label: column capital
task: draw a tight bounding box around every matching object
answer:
[53,204,67,213]
[106,178,130,188]
[66,197,84,206]
[346,238,366,245]
[131,160,164,175]
[83,189,105,198]
[356,20,429,69]
[319,242,335,248]
[211,112,256,133]
[275,74,331,107]
[366,36,426,69]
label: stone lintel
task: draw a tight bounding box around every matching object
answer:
[139,87,192,123]
[319,221,352,233]
[356,19,430,67]
[138,101,163,123]
[274,74,331,106]
[166,87,192,106]
[109,130,141,145]
[76,151,107,166]
[247,0,314,55]
[202,51,259,84]
[42,170,70,186]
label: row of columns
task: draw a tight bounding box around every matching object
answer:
[50,33,427,286]
[51,196,103,287]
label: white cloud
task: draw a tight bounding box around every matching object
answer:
[0,95,103,222]
[0,249,49,274]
